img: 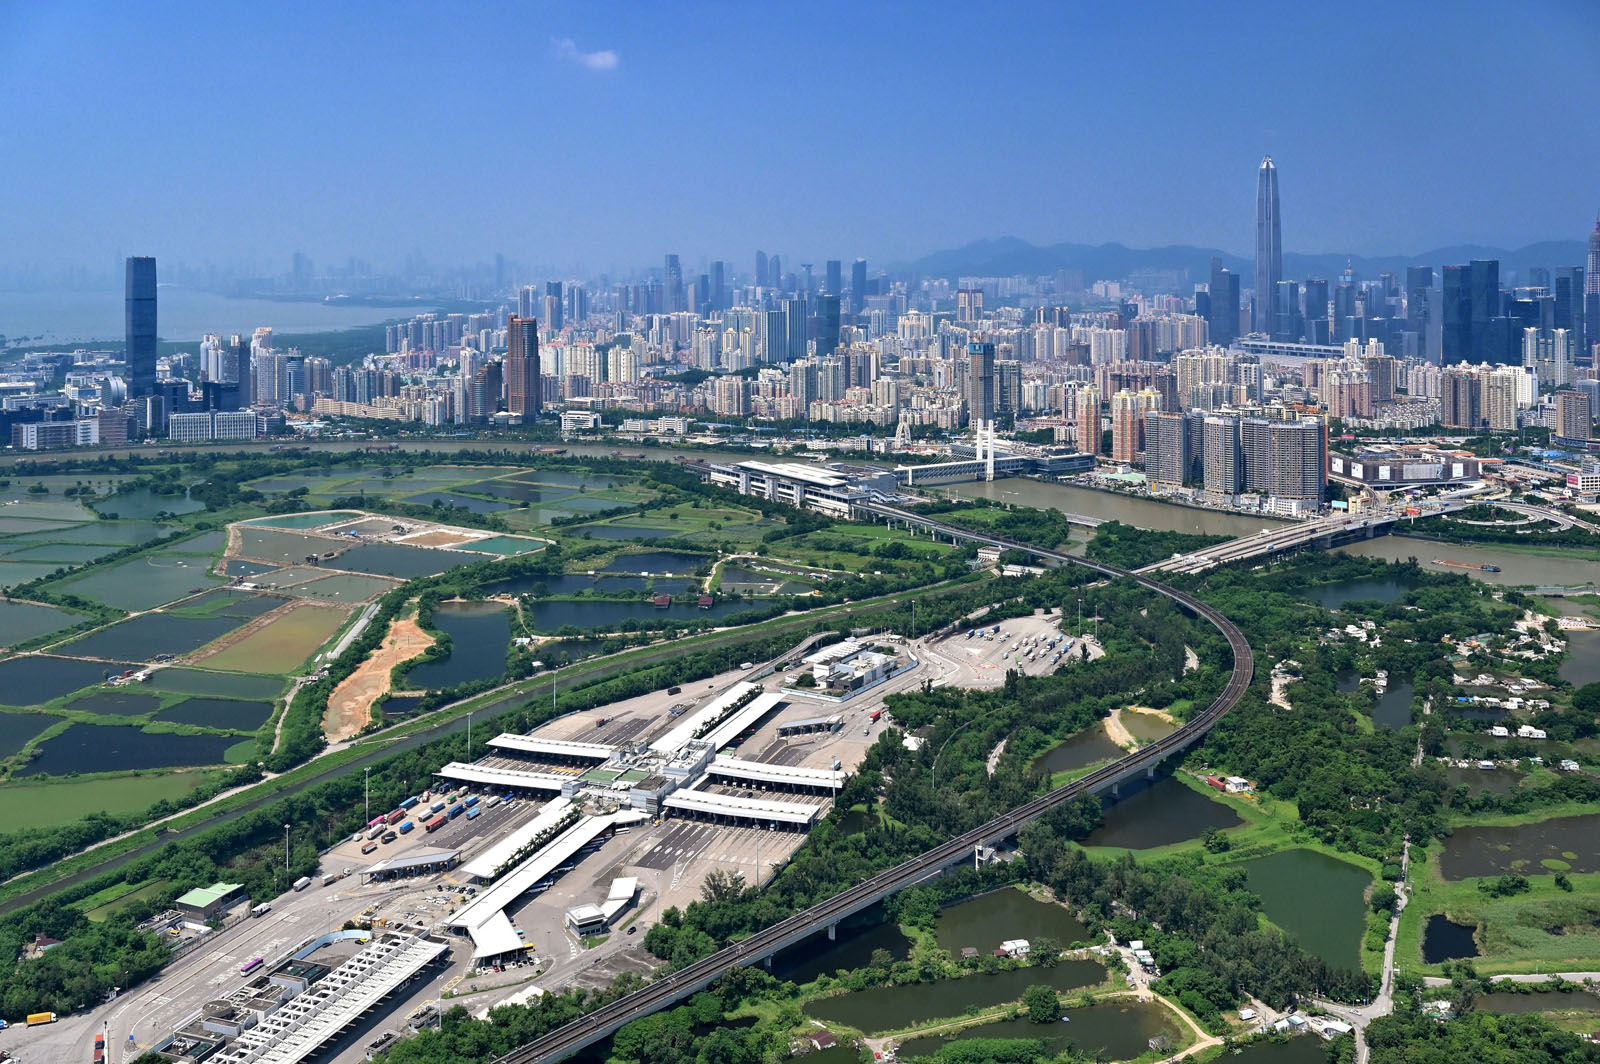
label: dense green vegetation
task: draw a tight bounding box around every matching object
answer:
[1083,520,1231,569]
[1400,508,1600,554]
[912,497,1079,550]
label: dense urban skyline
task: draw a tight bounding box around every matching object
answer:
[2,1,1597,275]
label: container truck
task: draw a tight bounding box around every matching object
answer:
[425,814,448,832]
[26,1011,56,1026]
[385,809,405,825]
[367,825,386,840]
[487,796,501,808]
[292,876,311,892]
[464,795,479,808]
[361,841,379,855]
[398,820,415,834]
[321,872,338,886]
[430,801,446,813]
[465,807,481,820]
[399,796,419,810]
[448,803,465,819]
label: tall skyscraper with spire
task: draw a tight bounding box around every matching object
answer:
[1585,214,1600,364]
[1254,157,1282,336]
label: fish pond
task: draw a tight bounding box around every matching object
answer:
[1241,849,1371,970]
[60,612,243,660]
[1422,914,1479,963]
[805,960,1107,1033]
[200,605,348,673]
[895,999,1182,1061]
[405,491,510,514]
[935,889,1092,954]
[1083,777,1242,850]
[0,599,85,646]
[17,723,238,776]
[91,488,206,518]
[522,598,764,632]
[59,552,226,611]
[328,542,457,578]
[154,698,273,731]
[404,602,511,690]
[1338,673,1415,729]
[141,669,284,700]
[0,711,54,758]
[64,691,161,718]
[602,551,715,574]
[1438,813,1600,879]
[0,655,131,705]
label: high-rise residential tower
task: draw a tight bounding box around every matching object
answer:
[543,281,564,333]
[506,316,541,418]
[664,254,685,313]
[1254,157,1282,336]
[1586,216,1600,362]
[966,342,995,425]
[125,256,158,397]
[1207,258,1240,346]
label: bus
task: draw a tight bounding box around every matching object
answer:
[240,957,265,976]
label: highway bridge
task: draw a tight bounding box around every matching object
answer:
[490,506,1255,1064]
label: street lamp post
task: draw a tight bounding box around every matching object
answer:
[364,767,371,826]
[283,824,290,872]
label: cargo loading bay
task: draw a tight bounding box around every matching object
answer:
[19,638,949,1064]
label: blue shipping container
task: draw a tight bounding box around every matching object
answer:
[448,803,465,819]
[464,795,479,807]
[400,796,419,810]
[398,821,414,834]
[465,807,481,820]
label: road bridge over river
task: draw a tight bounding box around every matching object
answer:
[490,505,1255,1064]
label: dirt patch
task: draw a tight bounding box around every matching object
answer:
[400,530,473,548]
[323,611,435,741]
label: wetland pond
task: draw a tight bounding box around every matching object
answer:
[1478,989,1600,1014]
[404,602,511,690]
[806,960,1106,1033]
[1438,813,1600,879]
[1337,673,1415,728]
[1422,914,1479,963]
[1241,849,1371,970]
[17,723,237,776]
[772,917,911,984]
[1225,1038,1330,1063]
[895,999,1182,1062]
[1301,577,1417,610]
[934,889,1092,954]
[1031,722,1124,776]
[1083,777,1242,850]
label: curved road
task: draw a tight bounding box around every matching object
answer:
[491,505,1255,1064]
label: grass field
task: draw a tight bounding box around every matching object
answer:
[80,879,168,922]
[199,603,350,673]
[0,771,211,831]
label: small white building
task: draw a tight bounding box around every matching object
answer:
[1224,777,1251,794]
[1489,726,1509,737]
[999,938,1030,957]
[1516,725,1547,740]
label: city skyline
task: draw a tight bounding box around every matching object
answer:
[2,1,1597,275]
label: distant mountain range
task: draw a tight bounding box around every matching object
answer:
[897,236,1590,288]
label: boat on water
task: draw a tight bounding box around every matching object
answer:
[1433,559,1503,573]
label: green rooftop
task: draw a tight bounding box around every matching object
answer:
[175,882,244,908]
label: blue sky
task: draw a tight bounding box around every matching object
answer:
[2,0,1597,275]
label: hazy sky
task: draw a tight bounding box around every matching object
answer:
[3,0,1598,276]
